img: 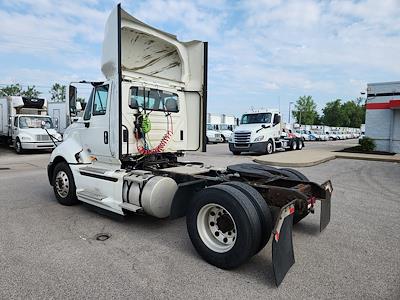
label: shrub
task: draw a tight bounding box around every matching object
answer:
[359,137,375,152]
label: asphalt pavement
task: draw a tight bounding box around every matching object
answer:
[0,142,399,299]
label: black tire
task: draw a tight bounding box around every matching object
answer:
[266,139,274,154]
[206,137,209,144]
[280,168,309,224]
[290,140,297,151]
[297,139,303,150]
[232,151,241,155]
[52,162,79,206]
[221,135,226,143]
[222,181,273,254]
[15,138,23,154]
[186,185,261,270]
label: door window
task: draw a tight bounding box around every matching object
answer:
[93,85,109,116]
[83,89,94,121]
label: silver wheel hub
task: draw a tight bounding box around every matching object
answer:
[267,143,273,153]
[197,203,237,253]
[55,171,69,198]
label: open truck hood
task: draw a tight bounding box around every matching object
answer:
[101,5,207,158]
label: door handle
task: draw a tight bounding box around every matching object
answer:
[104,131,108,144]
[84,122,90,128]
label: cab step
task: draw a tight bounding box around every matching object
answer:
[119,202,142,212]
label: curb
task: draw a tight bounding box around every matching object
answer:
[254,155,336,167]
[254,153,400,167]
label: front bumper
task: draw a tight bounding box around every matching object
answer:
[229,141,267,153]
[21,142,55,150]
[208,136,224,143]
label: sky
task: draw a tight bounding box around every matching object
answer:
[0,0,399,121]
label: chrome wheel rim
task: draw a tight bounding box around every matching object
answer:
[197,203,237,253]
[16,141,21,152]
[298,142,302,149]
[293,142,297,150]
[267,142,273,154]
[55,171,69,198]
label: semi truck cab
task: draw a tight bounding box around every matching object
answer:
[229,109,303,155]
[46,5,332,287]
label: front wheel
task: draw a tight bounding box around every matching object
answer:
[232,151,241,155]
[52,162,79,206]
[187,185,261,269]
[15,138,23,154]
[266,140,274,154]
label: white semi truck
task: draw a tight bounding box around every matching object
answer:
[0,96,62,153]
[229,109,304,155]
[47,5,332,286]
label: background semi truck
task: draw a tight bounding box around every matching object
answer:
[47,5,332,286]
[0,96,62,153]
[229,109,304,155]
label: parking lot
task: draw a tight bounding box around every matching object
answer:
[0,142,399,299]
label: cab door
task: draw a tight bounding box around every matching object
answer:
[79,83,112,161]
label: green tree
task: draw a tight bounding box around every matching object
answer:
[0,83,40,97]
[23,85,40,98]
[321,99,345,126]
[49,83,66,102]
[322,98,365,127]
[292,95,319,124]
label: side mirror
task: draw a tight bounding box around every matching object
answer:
[69,85,77,118]
[273,115,281,126]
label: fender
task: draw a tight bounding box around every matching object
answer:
[48,135,94,185]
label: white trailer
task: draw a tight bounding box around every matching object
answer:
[0,96,62,153]
[47,5,332,286]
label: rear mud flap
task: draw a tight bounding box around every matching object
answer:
[319,180,333,232]
[272,202,295,287]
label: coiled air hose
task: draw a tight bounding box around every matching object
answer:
[135,112,173,155]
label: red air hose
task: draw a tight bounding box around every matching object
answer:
[136,113,174,155]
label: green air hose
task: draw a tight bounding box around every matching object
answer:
[141,114,151,133]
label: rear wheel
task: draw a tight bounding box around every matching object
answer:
[223,181,273,253]
[187,185,261,269]
[52,162,79,206]
[291,140,297,150]
[297,140,303,150]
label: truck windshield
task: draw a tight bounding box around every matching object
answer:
[241,113,272,124]
[19,116,53,129]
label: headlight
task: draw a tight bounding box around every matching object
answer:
[20,136,32,141]
[254,135,265,142]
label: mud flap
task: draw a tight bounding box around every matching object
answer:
[272,201,295,287]
[319,180,333,232]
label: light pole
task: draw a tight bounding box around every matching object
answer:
[288,102,294,124]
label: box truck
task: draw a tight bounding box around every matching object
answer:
[0,96,62,153]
